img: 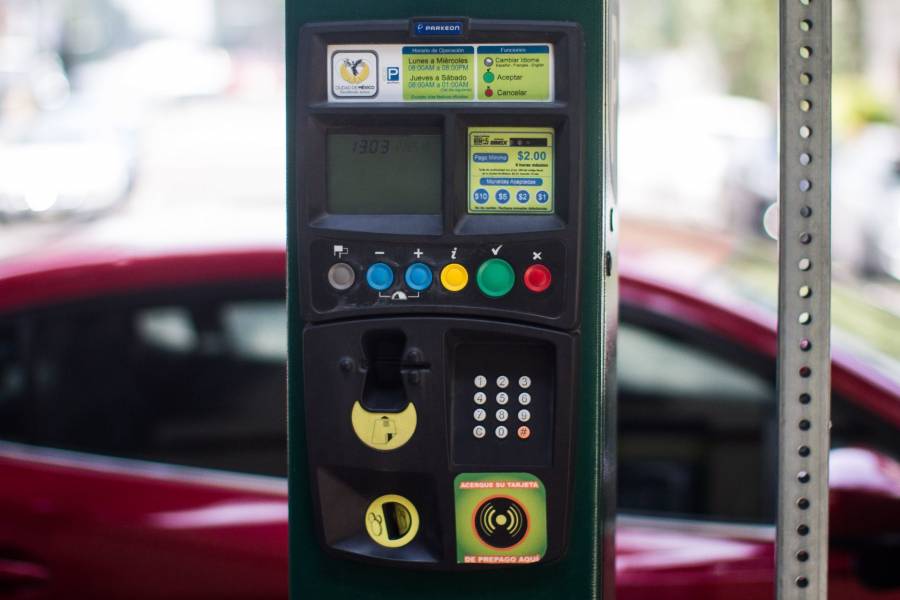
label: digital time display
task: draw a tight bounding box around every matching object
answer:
[327,133,442,215]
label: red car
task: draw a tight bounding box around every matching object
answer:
[0,225,898,599]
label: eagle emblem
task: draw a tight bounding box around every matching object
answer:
[339,58,370,84]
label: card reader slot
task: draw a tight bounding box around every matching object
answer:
[362,330,430,412]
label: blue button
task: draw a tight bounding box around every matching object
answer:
[536,190,549,204]
[366,262,394,291]
[516,190,530,203]
[405,263,433,291]
[473,188,489,204]
[495,189,510,204]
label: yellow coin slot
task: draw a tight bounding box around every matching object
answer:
[351,401,417,451]
[365,494,420,548]
[440,263,469,292]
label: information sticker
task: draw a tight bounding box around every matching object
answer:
[468,127,554,214]
[402,46,474,101]
[327,44,554,103]
[477,45,551,101]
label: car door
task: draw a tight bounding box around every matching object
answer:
[615,305,900,600]
[0,283,288,600]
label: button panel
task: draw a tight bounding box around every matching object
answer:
[452,340,555,467]
[461,371,547,443]
[310,239,566,323]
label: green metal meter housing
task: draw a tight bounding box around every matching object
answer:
[287,1,617,598]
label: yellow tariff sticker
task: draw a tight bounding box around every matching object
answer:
[365,494,420,548]
[402,46,474,101]
[351,401,417,451]
[468,127,554,214]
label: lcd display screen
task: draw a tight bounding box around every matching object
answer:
[327,133,442,214]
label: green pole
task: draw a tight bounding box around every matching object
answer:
[287,1,618,598]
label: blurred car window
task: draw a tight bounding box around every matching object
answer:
[221,301,287,362]
[1,284,897,520]
[0,285,287,477]
[617,311,777,523]
[618,307,900,525]
[0,322,27,441]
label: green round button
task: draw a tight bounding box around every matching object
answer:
[477,258,515,298]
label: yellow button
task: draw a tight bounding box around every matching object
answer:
[440,263,469,292]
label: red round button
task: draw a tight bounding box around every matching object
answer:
[523,264,552,293]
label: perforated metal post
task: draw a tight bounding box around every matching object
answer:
[776,0,831,598]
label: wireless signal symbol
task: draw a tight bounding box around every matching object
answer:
[473,497,529,548]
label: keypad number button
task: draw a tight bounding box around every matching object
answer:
[496,392,509,405]
[496,376,509,389]
[518,409,531,422]
[473,392,487,405]
[518,376,532,389]
[495,425,509,439]
[496,409,509,422]
[518,392,531,406]
[473,408,487,422]
[474,375,487,389]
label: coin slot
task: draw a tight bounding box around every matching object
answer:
[364,494,420,549]
[382,501,413,540]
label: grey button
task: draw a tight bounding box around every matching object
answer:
[518,409,531,422]
[518,392,531,406]
[495,425,508,439]
[473,408,487,422]
[496,409,509,422]
[474,375,487,388]
[473,392,487,405]
[327,262,356,290]
[473,425,486,439]
[519,376,532,389]
[496,392,509,405]
[496,376,509,388]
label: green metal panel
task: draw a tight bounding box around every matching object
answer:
[287,1,617,597]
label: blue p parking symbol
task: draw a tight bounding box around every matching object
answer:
[386,66,400,82]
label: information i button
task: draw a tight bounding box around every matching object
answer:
[440,263,469,292]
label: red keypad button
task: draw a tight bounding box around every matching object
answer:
[523,264,552,293]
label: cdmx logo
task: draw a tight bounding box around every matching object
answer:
[339,58,371,84]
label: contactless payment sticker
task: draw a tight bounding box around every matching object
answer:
[468,127,554,214]
[454,473,547,564]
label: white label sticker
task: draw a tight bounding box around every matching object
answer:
[331,51,378,98]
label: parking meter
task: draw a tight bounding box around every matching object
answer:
[288,2,617,598]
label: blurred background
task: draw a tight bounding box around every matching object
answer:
[0,0,897,350]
